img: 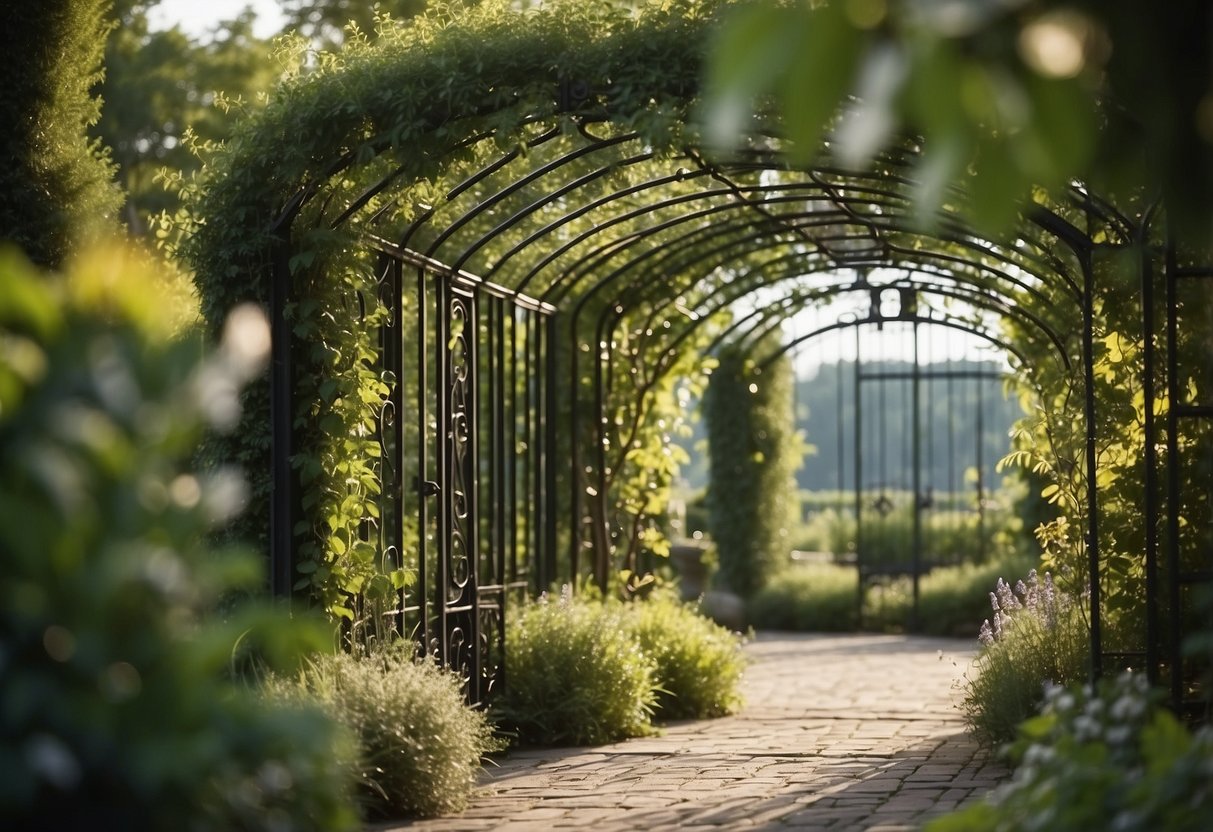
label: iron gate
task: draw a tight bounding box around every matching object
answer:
[269,238,559,703]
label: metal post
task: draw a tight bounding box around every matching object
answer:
[1165,240,1183,708]
[837,345,845,498]
[1082,252,1103,681]
[544,315,560,587]
[435,281,451,668]
[854,324,864,624]
[976,374,986,563]
[1140,223,1160,686]
[416,267,431,655]
[382,257,405,635]
[567,317,582,585]
[911,319,922,631]
[269,234,296,600]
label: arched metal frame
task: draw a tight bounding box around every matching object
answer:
[264,78,1209,710]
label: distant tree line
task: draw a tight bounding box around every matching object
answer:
[794,359,1022,496]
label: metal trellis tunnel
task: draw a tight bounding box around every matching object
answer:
[251,26,1212,712]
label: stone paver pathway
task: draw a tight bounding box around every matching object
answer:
[377,633,1008,831]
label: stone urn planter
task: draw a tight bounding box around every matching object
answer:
[669,542,710,602]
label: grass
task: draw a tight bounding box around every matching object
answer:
[749,562,860,632]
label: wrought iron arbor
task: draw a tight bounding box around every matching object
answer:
[239,13,1213,714]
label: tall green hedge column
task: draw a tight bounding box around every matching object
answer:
[1,0,121,267]
[704,335,802,598]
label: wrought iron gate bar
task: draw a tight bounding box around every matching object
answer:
[1165,240,1183,708]
[415,265,432,656]
[1139,211,1161,687]
[1081,246,1103,680]
[368,235,558,314]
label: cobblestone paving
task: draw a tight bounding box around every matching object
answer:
[376,633,1009,831]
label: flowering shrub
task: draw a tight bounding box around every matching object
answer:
[978,569,1065,646]
[962,568,1089,745]
[929,673,1213,832]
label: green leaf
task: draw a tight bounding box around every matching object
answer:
[966,132,1025,236]
[778,5,863,164]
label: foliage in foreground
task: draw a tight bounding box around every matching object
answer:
[626,594,746,720]
[265,649,502,819]
[961,569,1090,746]
[497,588,659,746]
[0,247,357,830]
[929,673,1213,832]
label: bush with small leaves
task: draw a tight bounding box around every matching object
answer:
[497,588,658,746]
[929,673,1213,832]
[626,595,745,720]
[265,648,503,819]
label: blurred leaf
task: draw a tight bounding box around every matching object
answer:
[779,5,864,164]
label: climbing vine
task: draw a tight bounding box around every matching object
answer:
[704,331,804,597]
[173,0,730,624]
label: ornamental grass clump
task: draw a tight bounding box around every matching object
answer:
[961,568,1089,746]
[626,596,746,720]
[497,588,658,746]
[929,673,1213,832]
[266,648,501,819]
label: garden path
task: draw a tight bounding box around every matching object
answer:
[376,632,1008,831]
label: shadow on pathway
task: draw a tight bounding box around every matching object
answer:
[376,633,1009,831]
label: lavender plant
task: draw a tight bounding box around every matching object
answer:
[962,568,1090,746]
[978,569,1065,646]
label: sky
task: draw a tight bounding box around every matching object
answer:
[150,0,287,39]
